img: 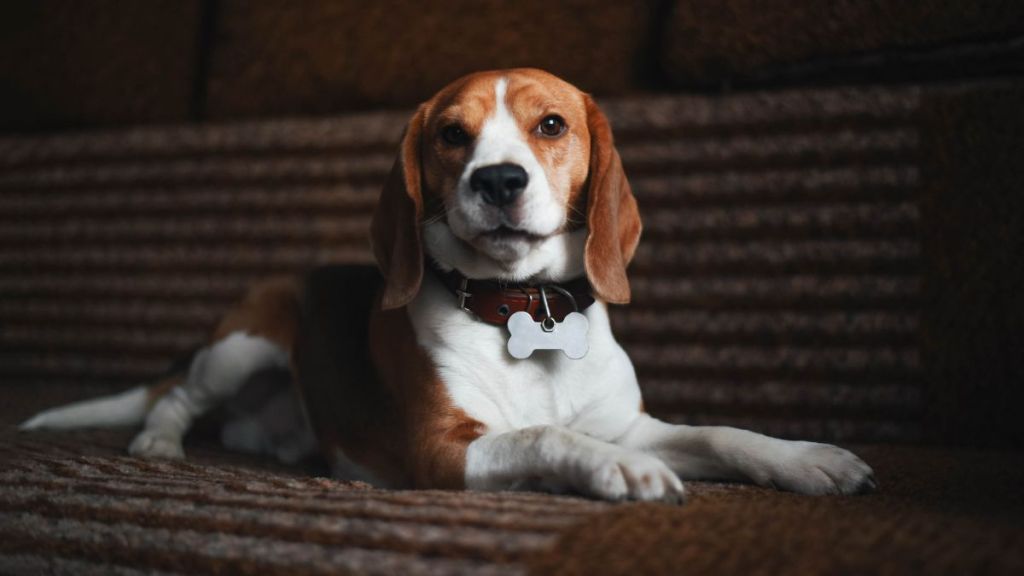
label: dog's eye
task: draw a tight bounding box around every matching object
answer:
[441,124,470,146]
[538,115,566,137]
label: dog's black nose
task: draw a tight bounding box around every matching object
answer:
[470,163,528,206]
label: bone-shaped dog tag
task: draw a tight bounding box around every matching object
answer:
[506,311,589,359]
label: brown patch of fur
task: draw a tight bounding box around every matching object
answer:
[211,276,302,350]
[371,103,428,310]
[582,94,642,304]
[291,266,483,489]
[368,301,484,489]
[420,71,502,221]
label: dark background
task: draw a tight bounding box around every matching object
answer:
[1,1,1022,448]
[4,1,1023,131]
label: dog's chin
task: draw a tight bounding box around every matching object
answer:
[424,220,587,282]
[474,226,547,262]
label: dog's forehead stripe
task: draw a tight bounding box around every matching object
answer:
[494,77,508,115]
[481,77,519,139]
[472,77,536,167]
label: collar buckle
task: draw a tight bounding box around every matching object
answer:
[456,278,473,314]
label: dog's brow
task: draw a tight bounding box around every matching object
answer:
[506,85,566,125]
[436,108,465,125]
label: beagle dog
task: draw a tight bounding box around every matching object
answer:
[22,69,875,501]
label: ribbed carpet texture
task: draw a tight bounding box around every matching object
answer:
[2,403,1023,575]
[0,431,606,575]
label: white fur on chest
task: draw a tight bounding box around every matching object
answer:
[408,273,643,440]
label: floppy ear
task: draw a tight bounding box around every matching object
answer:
[370,105,427,309]
[583,95,642,304]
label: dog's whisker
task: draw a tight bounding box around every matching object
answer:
[422,212,447,226]
[566,204,587,226]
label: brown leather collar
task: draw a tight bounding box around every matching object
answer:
[429,261,595,326]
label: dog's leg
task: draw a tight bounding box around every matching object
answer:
[465,426,685,502]
[128,332,289,459]
[220,386,319,465]
[615,414,876,495]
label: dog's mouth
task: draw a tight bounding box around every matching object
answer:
[478,226,545,243]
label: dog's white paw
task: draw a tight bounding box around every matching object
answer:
[128,430,185,460]
[758,441,876,495]
[585,451,685,504]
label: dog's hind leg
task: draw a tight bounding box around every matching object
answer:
[217,357,318,465]
[129,277,300,459]
[129,332,290,459]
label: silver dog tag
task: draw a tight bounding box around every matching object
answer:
[507,311,589,359]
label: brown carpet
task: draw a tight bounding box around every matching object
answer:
[533,446,1024,576]
[2,386,1023,575]
[0,441,599,575]
[0,385,611,575]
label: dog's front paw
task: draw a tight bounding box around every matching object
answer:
[585,451,685,504]
[129,430,185,460]
[759,441,875,495]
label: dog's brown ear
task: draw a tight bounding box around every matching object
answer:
[583,95,642,304]
[371,105,427,309]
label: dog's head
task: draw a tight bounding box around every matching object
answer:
[371,68,641,309]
